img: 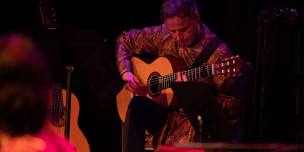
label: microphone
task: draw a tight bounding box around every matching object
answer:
[197,115,203,142]
[260,7,298,23]
[277,8,298,23]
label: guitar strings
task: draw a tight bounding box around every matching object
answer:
[147,58,237,87]
[147,65,213,87]
[52,84,65,122]
[147,65,212,85]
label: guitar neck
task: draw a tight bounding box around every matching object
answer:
[158,64,214,90]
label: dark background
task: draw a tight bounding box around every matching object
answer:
[0,0,303,151]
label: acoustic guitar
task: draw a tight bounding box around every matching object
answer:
[116,56,243,123]
[48,83,90,152]
[40,1,90,151]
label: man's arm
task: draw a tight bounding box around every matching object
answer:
[115,25,167,92]
[208,43,241,118]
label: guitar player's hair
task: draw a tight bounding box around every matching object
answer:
[0,33,50,137]
[160,0,199,21]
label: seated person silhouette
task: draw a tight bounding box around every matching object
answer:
[0,33,76,152]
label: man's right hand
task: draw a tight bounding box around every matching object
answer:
[122,72,144,93]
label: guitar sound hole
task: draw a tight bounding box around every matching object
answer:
[149,75,159,95]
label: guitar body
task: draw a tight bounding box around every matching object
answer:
[117,56,186,123]
[48,87,90,152]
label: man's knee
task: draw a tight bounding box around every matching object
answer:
[130,96,146,106]
[129,96,149,113]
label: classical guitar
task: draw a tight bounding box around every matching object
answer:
[40,2,90,151]
[116,56,243,123]
[48,83,90,152]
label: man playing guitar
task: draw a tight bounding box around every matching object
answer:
[116,0,245,151]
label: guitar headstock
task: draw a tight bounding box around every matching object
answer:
[214,55,243,77]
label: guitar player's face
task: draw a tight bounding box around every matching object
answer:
[165,16,200,47]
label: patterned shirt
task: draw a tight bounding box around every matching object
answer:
[116,23,233,90]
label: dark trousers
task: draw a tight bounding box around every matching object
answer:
[172,82,233,142]
[123,83,236,152]
[123,96,168,152]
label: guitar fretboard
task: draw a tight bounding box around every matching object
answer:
[155,64,213,90]
[146,55,239,95]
